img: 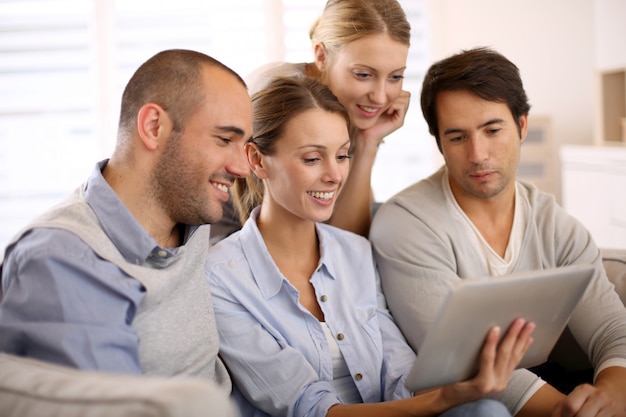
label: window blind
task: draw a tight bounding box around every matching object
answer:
[0,0,431,253]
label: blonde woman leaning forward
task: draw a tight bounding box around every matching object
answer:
[205,76,536,417]
[210,0,411,242]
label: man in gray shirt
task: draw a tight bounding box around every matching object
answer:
[0,49,252,390]
[370,47,626,416]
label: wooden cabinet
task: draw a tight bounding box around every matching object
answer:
[560,145,626,249]
[597,68,626,144]
[520,116,559,200]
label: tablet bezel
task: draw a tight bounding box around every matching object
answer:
[404,264,595,392]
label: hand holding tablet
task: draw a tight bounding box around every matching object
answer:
[405,264,595,392]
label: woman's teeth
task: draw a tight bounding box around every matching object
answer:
[308,191,335,200]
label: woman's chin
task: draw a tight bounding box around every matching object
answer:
[350,116,379,132]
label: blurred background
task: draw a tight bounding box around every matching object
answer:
[1,0,625,255]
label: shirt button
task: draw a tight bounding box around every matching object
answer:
[320,295,328,302]
[354,373,363,381]
[336,333,344,341]
[157,250,167,258]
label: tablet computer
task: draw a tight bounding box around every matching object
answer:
[405,264,595,392]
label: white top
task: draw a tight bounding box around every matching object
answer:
[443,174,527,276]
[321,322,361,404]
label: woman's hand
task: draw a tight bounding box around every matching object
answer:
[351,90,411,156]
[437,318,536,408]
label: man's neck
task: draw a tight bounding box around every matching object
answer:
[453,184,516,258]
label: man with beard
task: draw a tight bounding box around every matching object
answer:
[370,47,626,416]
[0,49,252,389]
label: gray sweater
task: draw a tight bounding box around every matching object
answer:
[370,166,626,414]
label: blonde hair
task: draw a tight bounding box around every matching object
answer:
[309,0,411,54]
[234,76,350,224]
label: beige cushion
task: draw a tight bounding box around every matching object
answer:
[0,353,239,417]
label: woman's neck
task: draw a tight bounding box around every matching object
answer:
[257,207,318,260]
[257,206,325,320]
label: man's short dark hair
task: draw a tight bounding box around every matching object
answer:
[420,47,531,152]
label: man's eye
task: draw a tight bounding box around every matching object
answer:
[219,137,231,144]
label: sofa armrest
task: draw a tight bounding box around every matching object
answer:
[0,353,239,417]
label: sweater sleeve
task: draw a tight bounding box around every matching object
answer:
[544,197,626,375]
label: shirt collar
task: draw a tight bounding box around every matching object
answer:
[239,206,336,299]
[83,160,195,266]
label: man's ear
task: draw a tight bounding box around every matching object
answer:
[312,42,329,72]
[136,103,172,151]
[518,114,529,144]
[246,142,268,179]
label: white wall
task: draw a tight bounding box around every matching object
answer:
[594,0,626,70]
[425,0,602,200]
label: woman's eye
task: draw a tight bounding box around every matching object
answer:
[390,74,405,81]
[337,154,351,162]
[304,157,320,164]
[355,72,372,79]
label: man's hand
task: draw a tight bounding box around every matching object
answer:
[552,381,626,417]
[438,318,536,406]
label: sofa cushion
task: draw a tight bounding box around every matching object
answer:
[0,353,239,417]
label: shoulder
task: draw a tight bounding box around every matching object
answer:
[205,230,252,288]
[371,168,447,236]
[382,167,446,214]
[3,227,143,306]
[517,180,577,226]
[207,231,246,266]
[3,193,94,260]
[517,180,599,263]
[5,227,92,264]
[317,223,373,257]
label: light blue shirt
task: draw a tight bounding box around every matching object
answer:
[206,207,415,417]
[0,160,196,373]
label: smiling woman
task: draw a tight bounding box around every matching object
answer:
[0,0,431,255]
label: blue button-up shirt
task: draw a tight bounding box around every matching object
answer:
[0,160,189,372]
[206,207,415,417]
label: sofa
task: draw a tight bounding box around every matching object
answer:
[0,248,624,416]
[0,353,239,417]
